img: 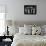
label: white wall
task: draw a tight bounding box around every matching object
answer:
[0,0,46,22]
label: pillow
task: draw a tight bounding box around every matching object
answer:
[24,27,32,35]
[24,24,32,35]
[19,27,25,34]
[40,25,45,35]
[19,27,32,35]
[8,26,19,36]
[42,25,46,33]
[42,25,46,35]
[24,24,32,29]
[32,26,41,35]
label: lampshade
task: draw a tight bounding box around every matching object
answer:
[5,20,12,26]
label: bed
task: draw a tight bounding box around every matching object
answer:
[11,33,46,46]
[11,21,46,46]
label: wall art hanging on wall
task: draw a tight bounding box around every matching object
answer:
[24,5,37,15]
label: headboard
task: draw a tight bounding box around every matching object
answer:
[15,21,46,27]
[5,20,46,27]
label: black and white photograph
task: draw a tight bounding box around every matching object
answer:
[24,5,37,15]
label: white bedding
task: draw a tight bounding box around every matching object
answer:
[11,33,46,46]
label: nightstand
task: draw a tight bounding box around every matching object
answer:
[3,41,12,46]
[0,36,13,46]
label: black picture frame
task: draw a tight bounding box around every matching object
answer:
[24,5,37,15]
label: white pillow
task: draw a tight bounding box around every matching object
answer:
[32,26,41,35]
[24,27,32,35]
[24,24,32,35]
[8,26,19,36]
[42,25,46,33]
[19,27,25,34]
[19,27,32,35]
[40,25,45,35]
[24,24,32,29]
[42,25,46,35]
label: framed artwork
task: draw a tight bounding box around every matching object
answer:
[24,5,37,15]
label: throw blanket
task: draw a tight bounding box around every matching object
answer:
[11,33,46,46]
